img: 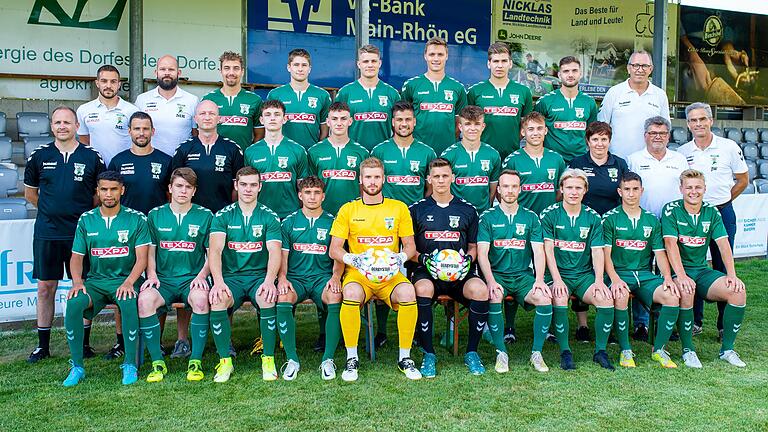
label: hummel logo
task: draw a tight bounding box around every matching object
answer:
[420,322,429,331]
[129,330,137,336]
[279,321,287,328]
[541,325,550,333]
[213,328,222,335]
[144,330,154,339]
[603,324,612,332]
[618,322,626,331]
[665,321,675,331]
[684,320,692,331]
[556,323,565,333]
[198,330,207,338]
[128,334,136,341]
[212,323,221,330]
[67,330,74,340]
[280,328,288,335]
[476,321,487,332]
[489,324,498,331]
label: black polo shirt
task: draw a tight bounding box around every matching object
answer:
[108,148,172,214]
[568,152,629,215]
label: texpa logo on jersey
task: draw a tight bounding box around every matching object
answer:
[267,0,332,35]
[28,0,127,30]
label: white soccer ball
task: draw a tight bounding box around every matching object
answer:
[429,249,469,282]
[358,249,399,284]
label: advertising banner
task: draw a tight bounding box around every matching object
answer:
[733,193,768,258]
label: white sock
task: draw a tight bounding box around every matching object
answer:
[399,348,410,361]
[346,347,358,359]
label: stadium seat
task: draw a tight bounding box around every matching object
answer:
[667,143,679,152]
[0,167,18,197]
[16,112,50,137]
[742,143,759,160]
[0,137,12,162]
[23,137,51,160]
[760,129,768,143]
[758,182,768,194]
[711,126,724,137]
[0,198,27,220]
[725,127,743,143]
[746,161,757,181]
[0,112,6,136]
[671,127,688,144]
[758,160,768,179]
[743,128,758,143]
[743,184,756,194]
[759,143,768,159]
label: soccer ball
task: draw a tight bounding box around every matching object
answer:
[358,249,399,284]
[429,249,469,282]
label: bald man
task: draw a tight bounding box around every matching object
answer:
[136,55,200,156]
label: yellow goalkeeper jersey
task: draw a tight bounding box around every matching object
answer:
[330,197,413,255]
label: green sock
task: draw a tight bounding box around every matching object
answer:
[553,306,571,352]
[317,305,327,336]
[190,312,209,361]
[210,310,231,359]
[532,305,552,352]
[323,303,341,361]
[721,303,745,353]
[260,307,277,357]
[139,314,163,362]
[677,307,695,353]
[277,302,297,361]
[594,306,614,352]
[64,292,90,367]
[614,308,631,351]
[375,302,390,335]
[504,300,518,330]
[653,305,679,351]
[116,297,140,367]
[488,303,506,352]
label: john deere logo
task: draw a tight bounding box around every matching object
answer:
[703,15,723,46]
[28,0,127,31]
[267,0,331,35]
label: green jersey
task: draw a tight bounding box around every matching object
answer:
[202,89,263,152]
[281,209,335,280]
[602,206,664,272]
[661,199,728,270]
[210,202,282,276]
[244,136,308,219]
[533,90,597,162]
[467,79,533,159]
[335,80,401,151]
[478,205,543,278]
[502,148,566,214]
[372,138,436,206]
[72,206,151,282]
[441,142,501,214]
[540,203,604,278]
[401,74,467,156]
[266,84,331,149]
[147,203,213,280]
[307,139,370,215]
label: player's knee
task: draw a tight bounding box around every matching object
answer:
[36,281,57,298]
[342,284,364,301]
[414,280,434,298]
[656,290,678,306]
[614,297,629,309]
[137,293,158,315]
[323,290,342,304]
[729,290,746,306]
[66,294,89,312]
[395,284,416,303]
[593,297,612,308]
[277,291,297,304]
[188,291,209,313]
[466,284,488,301]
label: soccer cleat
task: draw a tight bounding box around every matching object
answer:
[545,332,557,344]
[186,360,204,381]
[560,350,576,370]
[341,357,359,382]
[632,324,649,342]
[495,351,509,373]
[313,334,326,353]
[397,357,422,380]
[83,345,96,359]
[281,359,300,381]
[504,327,517,344]
[691,324,703,336]
[146,360,168,383]
[575,326,591,342]
[608,334,619,345]
[593,350,615,371]
[420,353,437,378]
[319,359,336,380]
[464,351,486,375]
[619,350,636,368]
[682,351,703,369]
[262,355,278,381]
[121,363,139,385]
[27,347,50,364]
[250,337,263,356]
[374,332,388,349]
[104,343,124,361]
[530,351,549,372]
[170,340,191,359]
[669,331,680,342]
[651,350,678,368]
[719,350,746,368]
[62,360,86,387]
[213,358,234,383]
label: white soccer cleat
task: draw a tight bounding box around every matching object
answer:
[397,357,422,380]
[682,351,703,369]
[281,359,300,381]
[494,351,509,373]
[719,350,746,368]
[530,351,549,372]
[341,357,359,382]
[319,359,336,380]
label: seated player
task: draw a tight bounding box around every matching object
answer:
[138,168,214,382]
[207,167,282,382]
[409,158,489,376]
[329,157,421,381]
[63,171,150,386]
[276,176,344,381]
[662,169,747,368]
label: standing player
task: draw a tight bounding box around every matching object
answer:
[441,105,501,214]
[138,168,214,382]
[534,56,598,163]
[468,42,534,160]
[662,169,747,367]
[335,44,401,152]
[207,167,282,382]
[401,37,467,156]
[410,159,489,376]
[307,102,370,215]
[329,157,421,381]
[202,51,263,151]
[267,49,331,150]
[62,171,150,387]
[24,106,105,363]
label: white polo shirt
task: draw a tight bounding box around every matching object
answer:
[627,148,689,218]
[678,134,748,206]
[135,86,199,156]
[597,79,670,159]
[76,97,139,166]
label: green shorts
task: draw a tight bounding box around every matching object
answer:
[495,272,536,311]
[561,273,595,300]
[288,274,327,307]
[82,278,143,320]
[156,276,195,314]
[224,274,266,311]
[612,270,663,308]
[683,267,725,299]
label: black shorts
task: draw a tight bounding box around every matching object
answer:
[411,263,481,306]
[33,238,73,281]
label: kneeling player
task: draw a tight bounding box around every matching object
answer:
[276,176,344,380]
[329,157,421,381]
[138,168,214,382]
[603,172,685,368]
[662,169,747,367]
[478,169,555,372]
[410,158,489,376]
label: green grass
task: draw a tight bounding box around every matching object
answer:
[2,260,768,431]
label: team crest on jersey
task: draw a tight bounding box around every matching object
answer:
[347,156,357,168]
[444,90,454,101]
[317,228,327,241]
[516,223,526,236]
[278,157,289,169]
[215,155,226,167]
[252,225,263,237]
[73,163,85,176]
[384,217,395,230]
[115,113,125,130]
[579,227,590,239]
[547,168,557,180]
[449,216,460,228]
[410,160,420,172]
[117,230,129,243]
[177,104,185,115]
[702,221,710,233]
[643,226,652,238]
[307,97,318,108]
[240,104,250,115]
[151,162,162,175]
[510,94,519,104]
[188,224,200,238]
[574,108,585,119]
[480,160,490,172]
[607,168,618,180]
[378,96,388,106]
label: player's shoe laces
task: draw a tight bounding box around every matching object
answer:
[341,357,359,382]
[691,324,703,336]
[261,355,278,381]
[504,327,517,344]
[146,360,168,383]
[420,353,437,378]
[593,350,615,371]
[575,326,591,343]
[281,359,300,381]
[682,351,703,368]
[170,340,191,359]
[397,357,422,380]
[27,347,50,364]
[121,363,139,385]
[83,345,96,359]
[319,359,336,380]
[374,332,388,349]
[213,358,234,383]
[186,360,204,381]
[530,351,549,372]
[104,343,124,361]
[62,360,85,387]
[250,338,263,356]
[651,349,677,368]
[494,351,509,373]
[464,351,486,375]
[560,350,576,370]
[719,350,746,368]
[619,350,636,368]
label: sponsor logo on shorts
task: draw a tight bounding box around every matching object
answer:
[425,231,461,241]
[285,113,316,123]
[420,102,454,113]
[679,235,706,247]
[387,175,420,185]
[553,239,586,252]
[261,171,293,182]
[483,106,519,116]
[553,121,587,130]
[91,246,129,258]
[322,169,356,180]
[493,239,526,249]
[228,241,263,252]
[293,243,328,254]
[354,112,387,122]
[455,176,489,186]
[219,116,249,126]
[357,236,394,246]
[521,182,554,192]
[159,240,196,252]
[615,239,647,251]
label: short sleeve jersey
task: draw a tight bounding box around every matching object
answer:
[71,206,151,282]
[210,202,282,276]
[661,199,728,270]
[134,86,199,156]
[147,203,213,280]
[401,74,467,156]
[502,148,566,214]
[267,84,331,149]
[477,205,543,277]
[602,206,664,272]
[281,210,335,280]
[76,97,139,166]
[108,149,172,214]
[372,138,436,206]
[307,139,370,215]
[467,79,533,159]
[170,136,244,213]
[540,203,604,278]
[335,80,401,151]
[568,152,629,215]
[441,142,501,214]
[330,198,414,256]
[409,196,478,255]
[202,89,263,151]
[534,90,598,162]
[244,137,308,219]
